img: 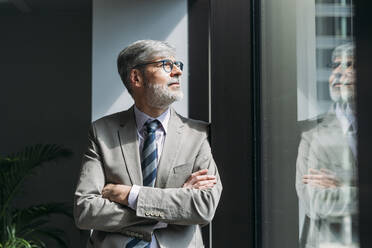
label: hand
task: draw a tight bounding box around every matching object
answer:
[102,184,131,205]
[183,169,217,189]
[303,168,340,188]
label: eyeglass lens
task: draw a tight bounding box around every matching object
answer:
[329,61,353,69]
[162,60,183,72]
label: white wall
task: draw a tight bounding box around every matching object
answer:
[92,0,188,121]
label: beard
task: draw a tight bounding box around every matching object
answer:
[329,84,342,103]
[143,78,183,109]
[340,84,356,103]
[329,84,356,104]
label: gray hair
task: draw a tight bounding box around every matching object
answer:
[117,40,176,95]
[332,43,355,61]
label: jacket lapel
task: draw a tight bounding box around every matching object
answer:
[118,107,143,186]
[320,112,356,166]
[155,108,184,188]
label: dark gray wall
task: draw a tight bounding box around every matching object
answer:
[210,0,254,247]
[0,14,91,247]
[356,1,372,248]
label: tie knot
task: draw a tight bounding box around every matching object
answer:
[145,119,160,133]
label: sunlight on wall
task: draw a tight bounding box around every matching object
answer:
[92,0,188,121]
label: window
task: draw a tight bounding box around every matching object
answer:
[260,0,357,247]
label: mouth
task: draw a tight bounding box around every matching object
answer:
[332,82,342,88]
[168,82,180,87]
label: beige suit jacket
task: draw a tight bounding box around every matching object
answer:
[74,106,222,248]
[296,111,358,248]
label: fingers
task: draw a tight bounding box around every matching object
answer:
[191,169,209,177]
[102,184,121,199]
[190,179,217,189]
[183,169,218,189]
[101,184,114,198]
[304,168,341,188]
[183,177,217,189]
[320,168,334,175]
[189,174,216,185]
[303,175,340,187]
[184,169,212,185]
[303,179,327,188]
[303,178,337,187]
[101,184,131,205]
[303,174,335,180]
[197,184,216,190]
[103,183,114,190]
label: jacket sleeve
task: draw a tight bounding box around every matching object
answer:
[135,136,223,225]
[74,124,158,233]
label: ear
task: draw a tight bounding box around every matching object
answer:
[129,69,144,89]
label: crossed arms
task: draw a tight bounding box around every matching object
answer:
[295,131,358,219]
[74,125,222,238]
[102,168,217,206]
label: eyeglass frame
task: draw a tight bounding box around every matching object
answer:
[132,59,184,73]
[327,61,354,70]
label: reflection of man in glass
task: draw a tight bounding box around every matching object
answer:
[296,43,358,248]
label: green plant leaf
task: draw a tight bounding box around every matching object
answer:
[0,144,72,222]
[13,202,73,234]
[16,220,49,237]
[0,144,73,247]
[1,224,41,248]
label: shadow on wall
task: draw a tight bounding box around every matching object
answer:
[92,0,188,121]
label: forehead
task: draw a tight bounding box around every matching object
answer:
[152,56,176,61]
[333,56,354,62]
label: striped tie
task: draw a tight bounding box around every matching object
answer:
[141,120,160,187]
[126,119,160,248]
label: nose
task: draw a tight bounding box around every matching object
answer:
[170,64,182,77]
[334,72,342,79]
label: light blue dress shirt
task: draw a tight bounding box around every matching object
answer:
[128,105,170,248]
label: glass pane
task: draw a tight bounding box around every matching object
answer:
[260,0,357,247]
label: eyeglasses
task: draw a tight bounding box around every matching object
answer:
[328,61,354,69]
[133,59,184,73]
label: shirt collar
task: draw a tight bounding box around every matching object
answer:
[134,105,170,134]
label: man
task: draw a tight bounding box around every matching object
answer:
[296,43,358,248]
[74,40,222,248]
